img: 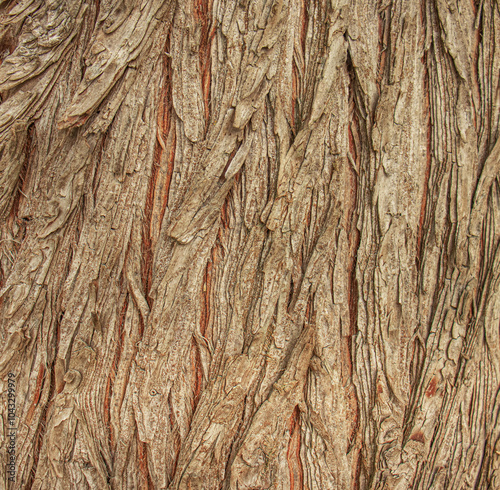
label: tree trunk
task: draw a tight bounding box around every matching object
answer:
[1,0,499,488]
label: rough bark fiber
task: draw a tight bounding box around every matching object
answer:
[1,0,499,488]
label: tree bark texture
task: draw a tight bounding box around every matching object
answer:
[0,0,499,488]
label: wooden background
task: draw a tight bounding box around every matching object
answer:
[0,0,499,488]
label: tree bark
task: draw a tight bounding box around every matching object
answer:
[0,0,499,488]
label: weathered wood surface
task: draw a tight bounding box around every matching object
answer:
[0,0,499,488]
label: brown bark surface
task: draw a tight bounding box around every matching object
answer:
[0,0,499,488]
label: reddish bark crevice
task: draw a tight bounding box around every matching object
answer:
[287,405,304,490]
[143,152,159,304]
[153,97,176,241]
[200,259,212,337]
[54,313,64,395]
[287,278,295,312]
[91,0,101,34]
[410,431,425,443]
[159,32,174,140]
[300,0,308,55]
[347,117,360,339]
[104,369,114,450]
[25,368,51,489]
[142,32,175,302]
[352,448,363,490]
[292,59,299,134]
[416,52,432,272]
[137,439,154,490]
[305,293,315,324]
[190,337,203,412]
[194,0,215,127]
[25,364,46,426]
[425,376,438,398]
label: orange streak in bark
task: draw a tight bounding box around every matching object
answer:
[137,440,154,490]
[142,159,157,306]
[55,314,63,394]
[220,190,231,231]
[153,40,176,231]
[200,260,212,337]
[348,122,357,165]
[410,431,425,443]
[292,60,298,131]
[194,0,214,127]
[143,32,176,302]
[425,376,438,397]
[234,167,242,183]
[191,224,215,414]
[287,405,304,490]
[26,365,51,488]
[159,31,174,142]
[104,371,114,449]
[353,448,363,490]
[377,381,384,394]
[301,0,308,54]
[25,364,46,425]
[191,337,203,411]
